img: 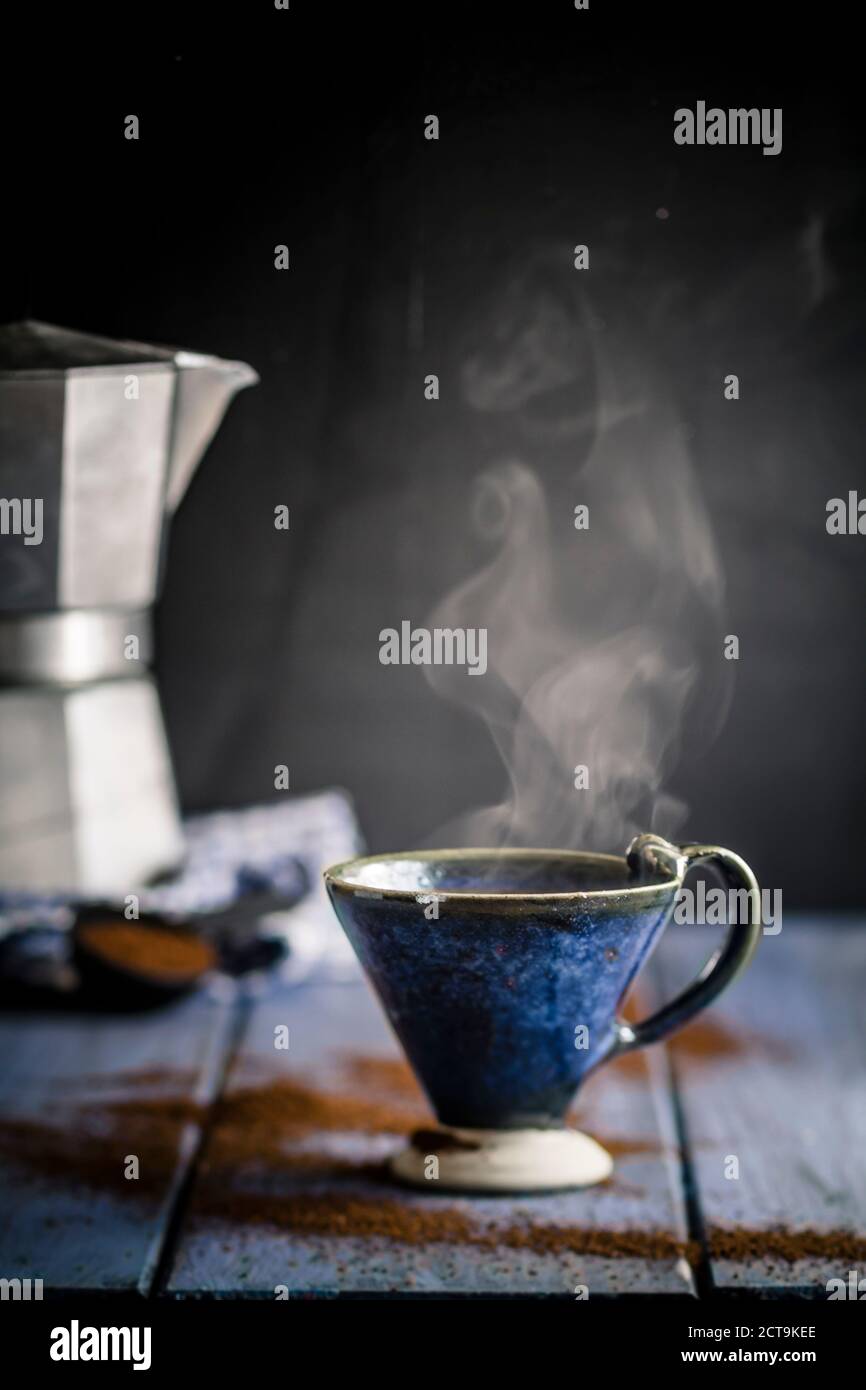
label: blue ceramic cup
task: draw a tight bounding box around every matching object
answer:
[324,834,761,1190]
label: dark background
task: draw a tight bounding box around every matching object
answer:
[3,4,864,907]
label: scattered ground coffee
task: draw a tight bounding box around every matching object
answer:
[0,1018,841,1271]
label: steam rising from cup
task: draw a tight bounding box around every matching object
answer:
[423,249,733,855]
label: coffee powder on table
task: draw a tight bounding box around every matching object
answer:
[0,1026,850,1268]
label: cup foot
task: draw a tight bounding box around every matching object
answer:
[390,1125,614,1192]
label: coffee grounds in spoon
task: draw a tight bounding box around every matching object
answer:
[77,921,216,980]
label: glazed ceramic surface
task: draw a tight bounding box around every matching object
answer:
[327,843,717,1129]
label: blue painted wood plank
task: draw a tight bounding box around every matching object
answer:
[0,989,236,1293]
[655,917,866,1296]
[168,968,695,1297]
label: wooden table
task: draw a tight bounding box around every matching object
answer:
[0,919,863,1300]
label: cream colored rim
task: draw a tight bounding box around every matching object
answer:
[324,845,679,904]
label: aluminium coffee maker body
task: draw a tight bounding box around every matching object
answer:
[0,321,257,894]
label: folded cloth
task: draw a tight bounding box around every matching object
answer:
[0,789,364,978]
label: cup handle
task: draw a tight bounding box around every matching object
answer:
[606,837,762,1058]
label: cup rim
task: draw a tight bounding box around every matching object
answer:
[323,846,680,903]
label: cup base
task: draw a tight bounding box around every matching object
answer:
[390,1125,614,1193]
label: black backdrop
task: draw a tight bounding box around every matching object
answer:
[2,3,865,907]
